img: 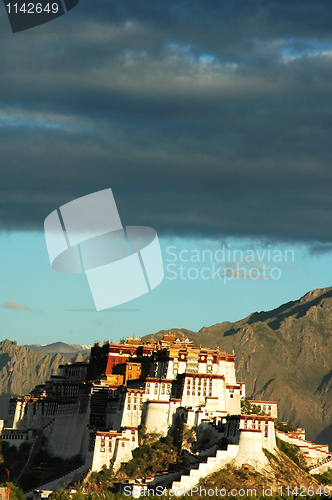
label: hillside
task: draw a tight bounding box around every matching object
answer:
[0,340,67,420]
[197,448,320,496]
[143,287,332,448]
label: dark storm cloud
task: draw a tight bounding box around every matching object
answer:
[1,0,332,243]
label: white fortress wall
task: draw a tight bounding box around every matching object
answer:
[276,430,329,465]
[143,401,172,435]
[263,419,276,451]
[87,428,138,473]
[225,385,241,415]
[186,409,195,427]
[46,404,90,459]
[1,428,34,449]
[120,391,144,428]
[249,400,278,418]
[225,360,237,385]
[233,429,269,470]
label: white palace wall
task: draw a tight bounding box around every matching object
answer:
[143,401,179,436]
[86,428,138,473]
[46,407,91,459]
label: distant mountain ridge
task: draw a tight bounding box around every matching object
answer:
[0,340,90,421]
[21,341,91,357]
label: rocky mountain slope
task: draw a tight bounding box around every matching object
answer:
[144,286,332,448]
[0,340,79,420]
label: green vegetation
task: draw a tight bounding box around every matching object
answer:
[19,449,83,491]
[50,486,125,500]
[312,470,332,484]
[240,397,266,416]
[274,419,297,433]
[49,488,71,499]
[276,436,307,470]
[0,441,32,484]
[118,433,180,479]
[0,482,25,500]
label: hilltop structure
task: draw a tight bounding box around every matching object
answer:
[0,333,328,492]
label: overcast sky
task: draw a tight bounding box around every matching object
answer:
[1,1,332,344]
[1,0,332,243]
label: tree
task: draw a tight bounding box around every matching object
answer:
[240,397,266,416]
[49,488,70,499]
[0,482,25,500]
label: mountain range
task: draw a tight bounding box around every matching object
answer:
[2,286,332,448]
[21,341,90,357]
[0,340,89,421]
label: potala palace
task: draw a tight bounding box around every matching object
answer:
[1,334,330,494]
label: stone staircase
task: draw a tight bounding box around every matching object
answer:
[171,445,239,494]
